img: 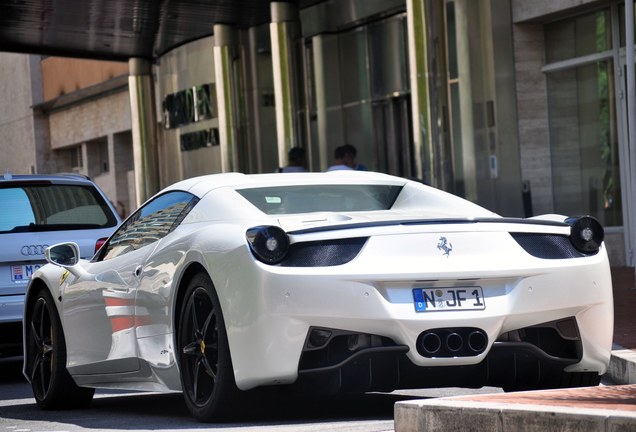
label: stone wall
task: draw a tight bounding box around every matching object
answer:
[511,23,553,216]
[0,53,39,174]
[49,90,131,149]
[48,88,134,213]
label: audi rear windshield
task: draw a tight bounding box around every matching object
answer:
[0,184,118,234]
[237,184,403,215]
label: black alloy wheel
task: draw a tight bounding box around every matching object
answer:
[178,272,239,421]
[27,289,94,409]
[30,296,53,402]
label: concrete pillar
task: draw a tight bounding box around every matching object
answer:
[625,0,636,270]
[454,0,478,201]
[312,34,333,172]
[128,58,160,207]
[270,1,300,168]
[406,0,435,185]
[213,24,239,172]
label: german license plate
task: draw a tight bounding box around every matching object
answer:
[413,287,485,312]
[11,264,43,282]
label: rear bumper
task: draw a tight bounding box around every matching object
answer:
[292,340,601,394]
[221,250,613,390]
[0,294,24,356]
[0,293,24,323]
[293,317,589,393]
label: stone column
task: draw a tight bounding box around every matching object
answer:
[312,34,333,172]
[270,1,300,168]
[626,0,636,269]
[406,0,435,185]
[128,58,159,207]
[214,24,239,172]
[454,0,478,201]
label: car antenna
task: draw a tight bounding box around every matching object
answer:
[4,170,12,180]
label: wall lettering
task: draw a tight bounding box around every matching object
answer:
[180,128,220,152]
[163,83,217,129]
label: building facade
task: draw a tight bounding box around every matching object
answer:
[0,55,136,218]
[0,0,633,266]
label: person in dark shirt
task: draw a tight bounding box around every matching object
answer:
[278,147,307,173]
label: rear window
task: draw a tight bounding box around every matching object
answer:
[0,183,118,233]
[237,184,403,215]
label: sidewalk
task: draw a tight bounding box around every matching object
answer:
[394,267,636,432]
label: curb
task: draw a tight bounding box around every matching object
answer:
[607,347,636,385]
[394,398,636,432]
[393,349,636,432]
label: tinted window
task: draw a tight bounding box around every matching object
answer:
[100,191,198,261]
[237,185,402,215]
[0,184,118,233]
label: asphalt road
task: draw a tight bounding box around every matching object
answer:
[0,355,503,432]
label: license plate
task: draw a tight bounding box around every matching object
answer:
[11,264,43,282]
[413,287,485,312]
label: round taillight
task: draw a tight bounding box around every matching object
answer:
[246,226,290,264]
[566,216,604,254]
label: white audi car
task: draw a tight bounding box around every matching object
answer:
[23,171,612,421]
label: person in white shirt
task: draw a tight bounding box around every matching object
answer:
[327,144,367,171]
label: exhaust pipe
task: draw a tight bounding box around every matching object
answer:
[468,330,488,353]
[420,332,442,354]
[446,332,463,352]
[417,327,488,358]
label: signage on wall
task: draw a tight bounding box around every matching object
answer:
[180,128,220,152]
[163,83,217,129]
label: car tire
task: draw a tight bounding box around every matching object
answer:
[178,272,240,422]
[26,288,95,409]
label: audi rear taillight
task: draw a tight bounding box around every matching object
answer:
[95,237,108,253]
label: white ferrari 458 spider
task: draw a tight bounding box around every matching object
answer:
[23,171,613,421]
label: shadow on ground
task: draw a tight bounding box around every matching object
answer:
[0,354,416,430]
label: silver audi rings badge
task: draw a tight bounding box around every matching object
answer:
[21,245,49,256]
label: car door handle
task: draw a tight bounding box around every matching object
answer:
[134,265,142,278]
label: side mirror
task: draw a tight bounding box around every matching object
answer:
[45,243,80,267]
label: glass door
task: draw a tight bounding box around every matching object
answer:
[615,1,636,267]
[546,60,622,227]
[372,95,414,177]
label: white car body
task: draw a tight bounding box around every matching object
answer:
[23,171,613,420]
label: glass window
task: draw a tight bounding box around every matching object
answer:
[545,10,611,63]
[100,191,198,261]
[87,139,109,176]
[0,188,35,232]
[446,2,458,80]
[547,60,622,226]
[619,2,636,47]
[237,184,403,214]
[449,82,463,195]
[368,15,409,99]
[339,28,371,104]
[0,184,118,233]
